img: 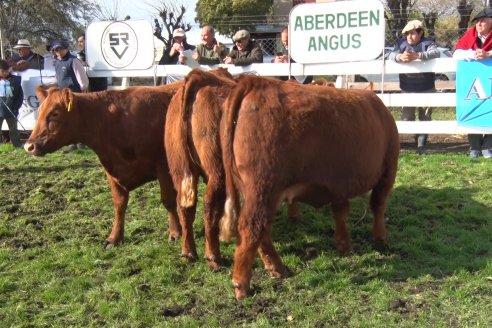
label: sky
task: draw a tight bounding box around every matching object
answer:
[96,0,228,45]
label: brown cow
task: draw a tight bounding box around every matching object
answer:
[221,75,399,300]
[165,68,236,269]
[24,84,194,255]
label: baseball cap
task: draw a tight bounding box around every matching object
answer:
[50,40,69,50]
[173,28,186,38]
[473,8,492,21]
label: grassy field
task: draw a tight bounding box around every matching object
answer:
[0,143,491,327]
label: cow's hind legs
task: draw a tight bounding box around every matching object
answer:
[203,177,226,270]
[158,172,182,241]
[105,177,129,249]
[258,231,288,278]
[178,205,198,261]
[331,200,352,254]
[370,180,393,248]
[232,198,275,300]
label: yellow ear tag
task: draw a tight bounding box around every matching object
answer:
[67,99,72,112]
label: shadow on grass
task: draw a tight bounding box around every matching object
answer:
[270,185,491,284]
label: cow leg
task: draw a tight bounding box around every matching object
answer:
[178,202,198,261]
[369,178,393,247]
[203,177,226,270]
[105,177,129,249]
[331,200,352,254]
[232,197,274,300]
[157,172,182,241]
[287,201,302,222]
[257,226,287,278]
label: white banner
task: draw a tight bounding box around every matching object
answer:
[86,20,155,70]
[289,0,385,63]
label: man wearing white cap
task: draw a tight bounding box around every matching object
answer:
[388,20,440,155]
[159,28,195,65]
[11,39,44,71]
[223,29,263,66]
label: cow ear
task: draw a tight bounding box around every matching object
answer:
[35,85,48,102]
[62,88,74,111]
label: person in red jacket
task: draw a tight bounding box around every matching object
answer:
[454,8,492,158]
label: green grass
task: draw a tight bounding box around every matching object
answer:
[0,146,491,327]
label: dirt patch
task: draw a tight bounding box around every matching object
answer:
[399,134,468,154]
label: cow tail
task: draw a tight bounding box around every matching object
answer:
[220,79,250,242]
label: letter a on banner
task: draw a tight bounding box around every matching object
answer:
[456,60,492,127]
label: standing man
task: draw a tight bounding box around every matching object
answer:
[51,40,89,93]
[77,34,108,92]
[192,25,228,65]
[453,8,492,159]
[51,39,89,151]
[0,59,23,148]
[10,39,44,72]
[223,29,263,66]
[388,20,440,155]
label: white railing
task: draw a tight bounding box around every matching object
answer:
[87,59,492,134]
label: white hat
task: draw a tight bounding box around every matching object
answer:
[233,30,250,42]
[402,20,423,34]
[173,28,186,38]
[13,39,32,49]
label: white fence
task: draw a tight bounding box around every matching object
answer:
[88,57,492,135]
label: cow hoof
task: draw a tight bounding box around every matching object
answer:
[205,256,221,271]
[232,282,248,301]
[181,252,197,262]
[335,241,352,255]
[168,233,181,242]
[373,239,388,252]
[267,265,289,278]
[103,240,115,250]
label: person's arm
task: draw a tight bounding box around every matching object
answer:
[420,42,440,60]
[387,44,402,62]
[72,59,89,92]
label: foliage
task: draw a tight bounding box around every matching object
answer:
[195,0,274,37]
[0,0,97,55]
[0,140,491,326]
[151,1,194,52]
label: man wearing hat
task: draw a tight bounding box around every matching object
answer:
[223,29,263,66]
[388,20,440,155]
[11,39,44,72]
[454,8,492,158]
[159,28,195,66]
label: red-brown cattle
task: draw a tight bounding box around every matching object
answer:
[24,84,191,253]
[221,75,399,300]
[165,68,236,269]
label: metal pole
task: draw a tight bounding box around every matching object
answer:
[0,28,4,59]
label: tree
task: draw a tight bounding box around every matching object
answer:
[0,0,98,57]
[195,0,274,37]
[151,1,193,53]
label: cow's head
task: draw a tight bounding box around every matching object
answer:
[24,86,78,156]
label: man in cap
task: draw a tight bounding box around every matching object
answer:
[159,27,195,65]
[388,20,440,155]
[453,8,492,158]
[11,39,44,71]
[223,29,263,66]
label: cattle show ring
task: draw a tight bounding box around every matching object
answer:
[1,1,491,326]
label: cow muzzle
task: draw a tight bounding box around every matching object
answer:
[24,142,45,156]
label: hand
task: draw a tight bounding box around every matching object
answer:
[223,56,233,64]
[474,49,490,60]
[399,50,420,62]
[178,53,187,64]
[192,51,200,61]
[273,55,288,63]
[213,44,222,54]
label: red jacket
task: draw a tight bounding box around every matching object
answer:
[455,26,492,51]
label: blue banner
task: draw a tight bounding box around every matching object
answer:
[456,59,492,127]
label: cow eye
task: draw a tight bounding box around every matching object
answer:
[47,110,60,131]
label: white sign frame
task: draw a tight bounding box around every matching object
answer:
[86,20,155,70]
[289,0,385,64]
